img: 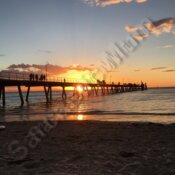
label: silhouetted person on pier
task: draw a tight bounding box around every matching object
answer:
[102,80,106,84]
[35,74,38,81]
[39,75,42,81]
[29,73,33,81]
[29,73,35,81]
[97,80,102,84]
[64,78,66,83]
[40,74,44,81]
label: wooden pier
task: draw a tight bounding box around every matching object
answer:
[0,72,146,106]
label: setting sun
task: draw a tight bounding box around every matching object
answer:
[77,85,83,92]
[77,114,84,120]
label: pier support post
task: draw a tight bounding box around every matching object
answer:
[94,87,98,96]
[26,86,30,102]
[114,86,117,93]
[110,86,113,94]
[84,86,88,96]
[106,87,108,94]
[85,86,90,97]
[101,86,104,96]
[44,86,49,102]
[49,86,52,101]
[18,85,24,105]
[103,87,106,95]
[62,86,67,100]
[1,86,5,106]
[72,86,76,97]
[121,86,124,92]
[90,87,94,96]
[87,87,91,96]
[0,86,1,99]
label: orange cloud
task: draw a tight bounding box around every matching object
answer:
[134,69,140,72]
[162,45,173,49]
[136,0,146,3]
[146,18,175,35]
[131,33,149,40]
[125,18,175,44]
[125,26,143,32]
[83,0,147,7]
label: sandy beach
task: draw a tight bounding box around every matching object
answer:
[0,120,175,175]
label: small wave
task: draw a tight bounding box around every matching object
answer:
[1,110,175,116]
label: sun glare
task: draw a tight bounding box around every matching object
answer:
[77,114,84,120]
[77,85,83,92]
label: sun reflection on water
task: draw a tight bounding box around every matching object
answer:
[77,85,83,92]
[77,114,84,120]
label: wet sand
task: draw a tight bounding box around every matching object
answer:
[0,120,175,175]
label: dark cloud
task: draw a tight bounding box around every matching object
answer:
[134,69,140,72]
[151,67,167,70]
[148,17,175,35]
[1,64,94,76]
[8,64,31,69]
[0,54,5,57]
[152,18,174,28]
[163,69,175,72]
[38,49,52,54]
[126,17,175,37]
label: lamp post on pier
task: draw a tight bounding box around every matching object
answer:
[45,61,49,81]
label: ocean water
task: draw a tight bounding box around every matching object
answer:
[0,88,175,123]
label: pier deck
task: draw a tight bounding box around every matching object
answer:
[0,72,146,106]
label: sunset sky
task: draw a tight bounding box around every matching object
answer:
[0,0,175,87]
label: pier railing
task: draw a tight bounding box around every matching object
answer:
[0,72,29,81]
[0,71,92,84]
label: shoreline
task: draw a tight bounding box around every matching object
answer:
[1,113,175,124]
[0,120,175,174]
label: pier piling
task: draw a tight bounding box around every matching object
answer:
[0,86,1,99]
[26,86,30,102]
[62,86,67,100]
[2,86,5,106]
[44,86,49,102]
[49,86,52,101]
[18,85,24,105]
